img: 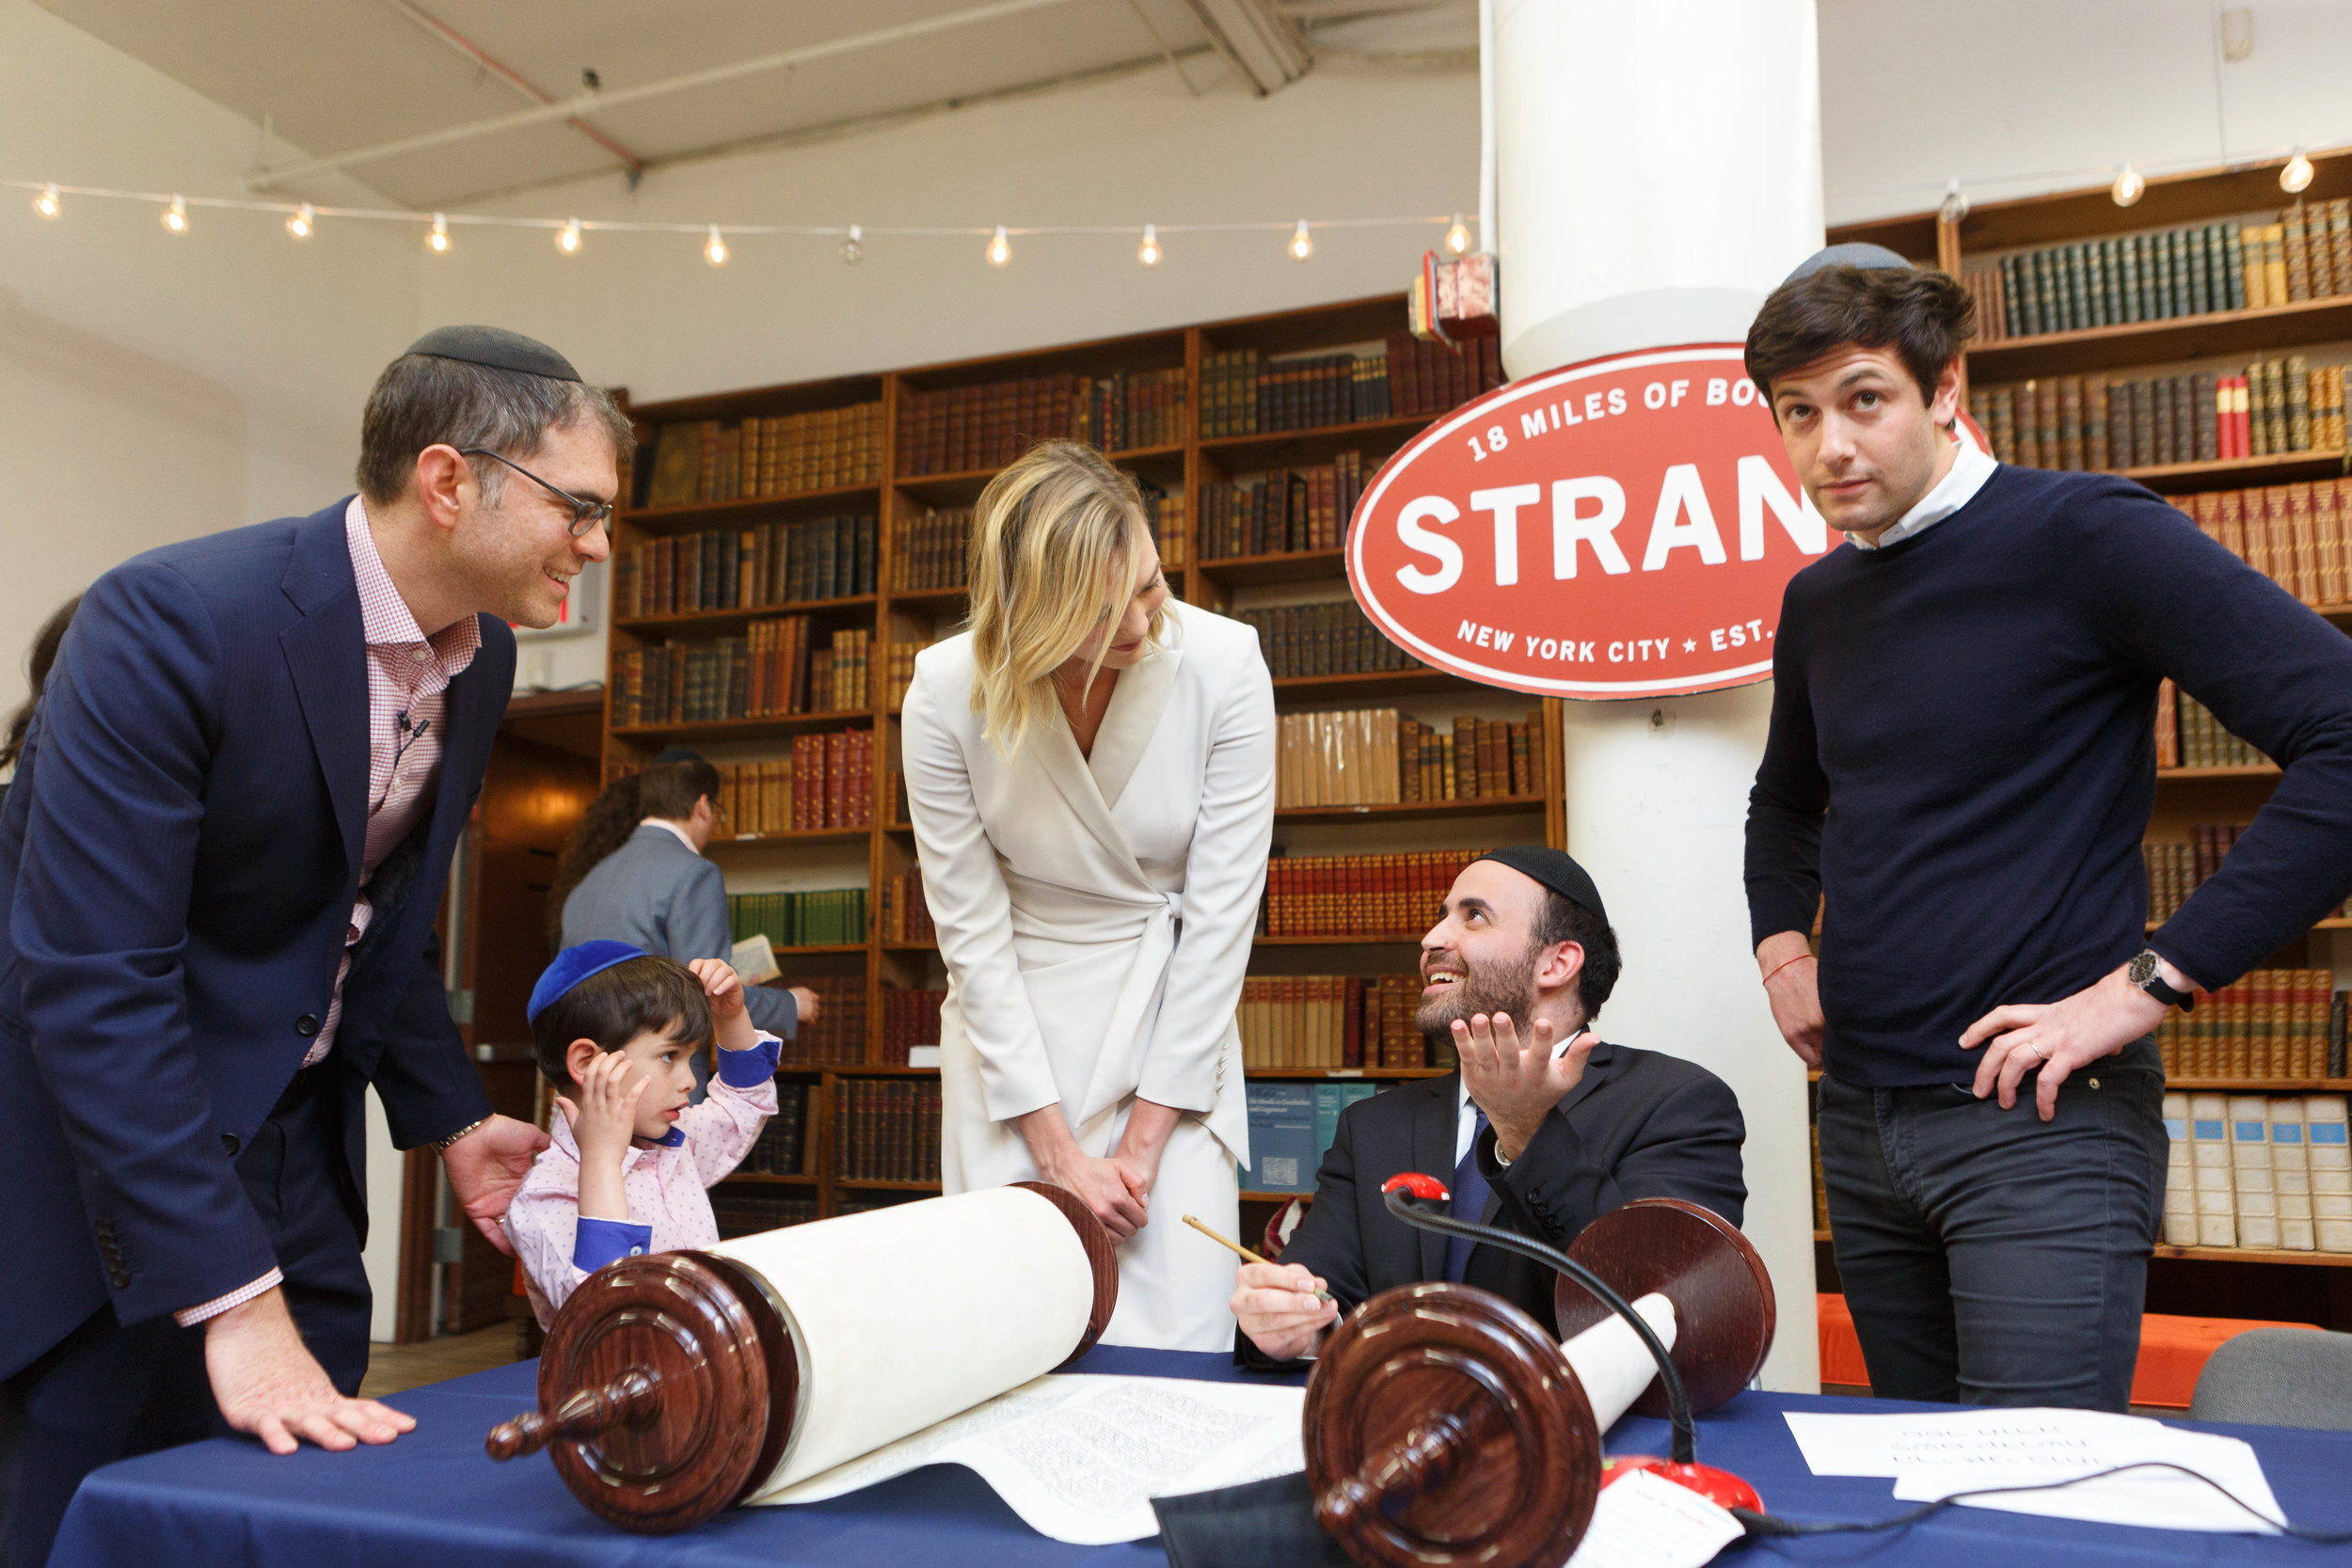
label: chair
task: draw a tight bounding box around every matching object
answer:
[2188,1326,2352,1430]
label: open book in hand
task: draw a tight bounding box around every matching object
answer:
[731,932,782,986]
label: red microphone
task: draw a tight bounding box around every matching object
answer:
[1379,1171,1451,1204]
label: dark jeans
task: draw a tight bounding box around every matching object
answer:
[0,1065,373,1568]
[1815,1037,2168,1412]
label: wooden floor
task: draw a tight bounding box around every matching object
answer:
[359,1324,522,1398]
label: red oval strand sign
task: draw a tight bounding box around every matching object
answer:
[1346,342,1825,699]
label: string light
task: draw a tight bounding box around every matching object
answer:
[427,213,451,253]
[1289,218,1313,262]
[1137,223,1161,267]
[556,216,582,255]
[2111,164,2145,207]
[286,201,314,240]
[703,224,728,267]
[1445,213,1471,255]
[840,223,863,264]
[162,195,188,233]
[32,182,58,218]
[2282,148,2315,194]
[986,225,1011,267]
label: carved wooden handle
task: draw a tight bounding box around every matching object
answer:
[485,1368,663,1462]
[1316,1411,1477,1534]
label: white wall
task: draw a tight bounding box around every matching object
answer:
[1820,0,2352,223]
[0,0,419,719]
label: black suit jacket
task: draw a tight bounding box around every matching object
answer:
[1244,1041,1745,1363]
[0,500,512,1375]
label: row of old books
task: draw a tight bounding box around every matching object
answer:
[2163,480,2352,609]
[1200,348,1391,436]
[878,870,935,943]
[884,636,935,709]
[1970,359,2345,473]
[777,974,868,1067]
[2156,972,2346,1081]
[2162,685,2265,768]
[614,515,879,620]
[711,1191,818,1239]
[2143,825,2245,921]
[896,371,1186,476]
[891,506,975,591]
[727,888,868,949]
[1235,974,1460,1071]
[2164,1093,2352,1252]
[640,403,887,509]
[612,623,871,727]
[1260,847,1486,938]
[833,1078,942,1182]
[1240,1083,1382,1194]
[737,1085,809,1176]
[1141,480,1187,569]
[882,988,946,1063]
[706,731,876,835]
[1276,708,1544,809]
[1198,452,1371,560]
[1078,368,1188,451]
[1237,600,1422,680]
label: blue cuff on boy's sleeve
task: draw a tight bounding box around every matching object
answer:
[573,1218,655,1274]
[716,1033,783,1089]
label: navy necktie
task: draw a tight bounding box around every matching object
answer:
[1444,1107,1492,1283]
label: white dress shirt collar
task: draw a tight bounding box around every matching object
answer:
[1846,428,1997,552]
[642,817,700,854]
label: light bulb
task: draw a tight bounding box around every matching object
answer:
[2111,165,2145,207]
[1445,213,1471,256]
[32,182,58,219]
[286,201,314,240]
[704,225,728,267]
[556,216,582,254]
[163,195,188,234]
[987,225,1010,267]
[427,214,451,253]
[839,223,863,264]
[2282,148,2315,194]
[1289,218,1313,262]
[1138,223,1161,266]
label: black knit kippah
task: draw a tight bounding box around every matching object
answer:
[404,324,580,383]
[1470,846,1608,926]
[1778,242,1914,288]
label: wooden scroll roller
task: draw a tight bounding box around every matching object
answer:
[485,1180,1117,1534]
[1303,1196,1775,1568]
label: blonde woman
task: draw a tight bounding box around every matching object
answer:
[902,440,1275,1350]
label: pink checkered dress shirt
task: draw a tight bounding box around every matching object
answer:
[175,499,485,1327]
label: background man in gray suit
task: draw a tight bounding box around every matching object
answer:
[552,751,814,1071]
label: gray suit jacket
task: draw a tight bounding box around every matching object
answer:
[560,824,798,1037]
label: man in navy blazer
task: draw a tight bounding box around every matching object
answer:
[0,325,629,1564]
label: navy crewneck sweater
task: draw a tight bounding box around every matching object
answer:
[1746,463,2352,1087]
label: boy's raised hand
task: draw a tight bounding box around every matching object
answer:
[553,1051,647,1168]
[688,958,758,1053]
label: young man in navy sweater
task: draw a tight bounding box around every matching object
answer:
[1742,245,2352,1411]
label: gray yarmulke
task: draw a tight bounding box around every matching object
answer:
[1779,243,1915,288]
[404,324,580,382]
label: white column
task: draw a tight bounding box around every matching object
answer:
[1494,0,1825,1392]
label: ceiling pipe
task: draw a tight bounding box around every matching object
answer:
[378,0,645,181]
[246,0,1090,191]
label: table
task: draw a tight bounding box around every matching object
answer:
[51,1345,2352,1567]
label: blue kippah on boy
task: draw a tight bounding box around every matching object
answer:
[529,940,646,1025]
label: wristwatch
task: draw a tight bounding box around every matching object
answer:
[2127,949,2195,1012]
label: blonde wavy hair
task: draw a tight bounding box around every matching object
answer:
[965,439,1168,755]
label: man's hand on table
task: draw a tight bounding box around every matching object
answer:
[1232,1261,1335,1360]
[207,1288,414,1455]
[442,1114,550,1255]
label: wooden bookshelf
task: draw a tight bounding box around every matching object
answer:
[610,293,1565,1223]
[1827,155,2352,1305]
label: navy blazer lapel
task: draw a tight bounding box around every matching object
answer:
[1557,1036,1617,1121]
[1409,1074,1455,1283]
[429,615,505,831]
[278,502,368,878]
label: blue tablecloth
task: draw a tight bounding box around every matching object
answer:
[50,1344,2352,1567]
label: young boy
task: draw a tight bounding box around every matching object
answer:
[504,940,779,1326]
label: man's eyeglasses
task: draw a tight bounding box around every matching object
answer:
[459,448,614,537]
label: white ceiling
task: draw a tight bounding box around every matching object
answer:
[33,0,1475,209]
